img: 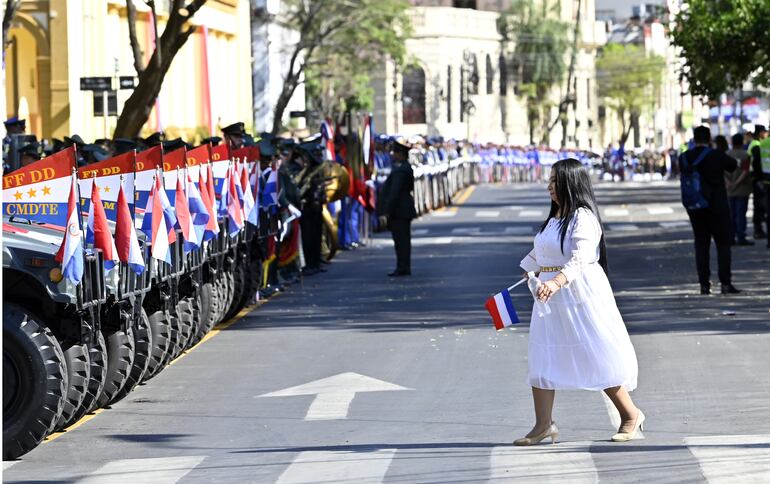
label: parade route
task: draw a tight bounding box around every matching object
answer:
[4,181,770,483]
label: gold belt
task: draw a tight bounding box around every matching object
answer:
[540,266,563,272]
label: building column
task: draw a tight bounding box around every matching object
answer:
[49,0,70,139]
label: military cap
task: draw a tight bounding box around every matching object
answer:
[81,143,110,162]
[754,124,767,136]
[162,138,191,152]
[144,132,164,146]
[258,138,277,157]
[18,141,41,160]
[201,136,222,146]
[113,138,137,155]
[4,116,25,129]
[64,134,86,147]
[277,137,296,153]
[222,122,245,137]
[390,136,411,155]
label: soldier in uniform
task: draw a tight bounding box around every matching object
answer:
[17,141,41,168]
[222,122,246,150]
[296,140,326,275]
[749,125,767,239]
[380,138,417,276]
[3,117,26,163]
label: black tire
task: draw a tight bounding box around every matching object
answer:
[214,275,228,324]
[239,262,256,309]
[54,341,91,431]
[96,325,135,408]
[223,270,236,320]
[110,309,153,404]
[3,303,67,460]
[183,294,204,347]
[69,331,107,424]
[198,282,218,338]
[164,311,183,362]
[176,299,194,351]
[225,265,245,321]
[145,309,170,379]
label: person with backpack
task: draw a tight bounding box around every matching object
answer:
[680,126,739,295]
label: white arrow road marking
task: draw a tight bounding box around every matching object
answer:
[475,210,500,218]
[258,372,412,420]
[685,434,770,482]
[77,456,205,484]
[276,449,396,484]
[489,442,598,483]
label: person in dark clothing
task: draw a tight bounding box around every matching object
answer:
[749,125,767,239]
[681,126,739,295]
[296,142,326,275]
[381,139,417,276]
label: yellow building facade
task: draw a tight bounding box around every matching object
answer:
[4,0,253,143]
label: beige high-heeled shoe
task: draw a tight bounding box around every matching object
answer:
[514,423,559,446]
[611,410,645,442]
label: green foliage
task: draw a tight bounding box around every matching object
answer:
[670,0,770,98]
[499,0,570,143]
[275,0,411,130]
[596,43,665,145]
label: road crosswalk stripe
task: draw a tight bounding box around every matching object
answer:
[685,434,770,482]
[519,210,544,217]
[607,224,639,231]
[476,210,500,217]
[504,226,534,235]
[276,449,396,484]
[413,228,429,235]
[647,206,674,215]
[659,221,690,228]
[76,456,205,484]
[452,227,482,234]
[604,208,630,217]
[433,208,458,217]
[489,443,598,482]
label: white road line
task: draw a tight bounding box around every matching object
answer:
[519,210,544,217]
[685,434,770,482]
[489,442,598,483]
[3,461,18,471]
[452,227,482,234]
[276,449,396,484]
[607,224,639,231]
[604,208,629,217]
[504,226,534,235]
[77,456,205,484]
[412,228,429,235]
[659,221,690,228]
[432,237,454,245]
[647,206,674,215]
[433,210,457,218]
[476,210,500,218]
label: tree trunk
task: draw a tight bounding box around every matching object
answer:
[271,73,301,135]
[558,0,582,147]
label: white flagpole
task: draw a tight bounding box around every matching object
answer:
[507,276,528,293]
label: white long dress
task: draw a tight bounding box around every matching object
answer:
[519,207,638,391]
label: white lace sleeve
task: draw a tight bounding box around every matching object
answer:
[560,209,601,284]
[519,248,539,273]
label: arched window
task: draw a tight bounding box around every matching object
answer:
[402,66,426,124]
[486,54,494,94]
[499,54,508,96]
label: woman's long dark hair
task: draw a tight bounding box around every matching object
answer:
[538,158,609,274]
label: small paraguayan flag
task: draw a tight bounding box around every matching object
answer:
[485,277,526,330]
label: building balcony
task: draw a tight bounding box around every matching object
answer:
[409,6,502,42]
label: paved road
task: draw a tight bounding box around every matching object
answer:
[5,181,770,483]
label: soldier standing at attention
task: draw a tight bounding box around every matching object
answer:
[749,125,767,239]
[381,139,417,277]
[222,122,246,150]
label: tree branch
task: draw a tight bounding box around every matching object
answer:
[2,0,21,51]
[126,0,145,74]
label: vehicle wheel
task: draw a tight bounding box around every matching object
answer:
[110,308,153,404]
[69,331,107,423]
[176,298,195,351]
[224,270,236,319]
[163,311,183,364]
[198,281,218,338]
[225,265,245,321]
[54,341,91,431]
[3,303,67,460]
[96,325,135,408]
[145,309,170,379]
[239,262,256,309]
[186,291,206,347]
[215,274,228,324]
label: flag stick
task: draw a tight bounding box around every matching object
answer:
[507,276,528,292]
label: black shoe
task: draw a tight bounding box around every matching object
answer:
[736,240,755,246]
[700,285,711,295]
[388,270,411,277]
[721,284,741,295]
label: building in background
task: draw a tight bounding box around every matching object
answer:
[371,0,605,149]
[4,0,254,143]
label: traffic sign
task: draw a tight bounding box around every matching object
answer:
[80,77,112,92]
[119,76,136,89]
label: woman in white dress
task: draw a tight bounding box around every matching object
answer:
[515,158,644,445]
